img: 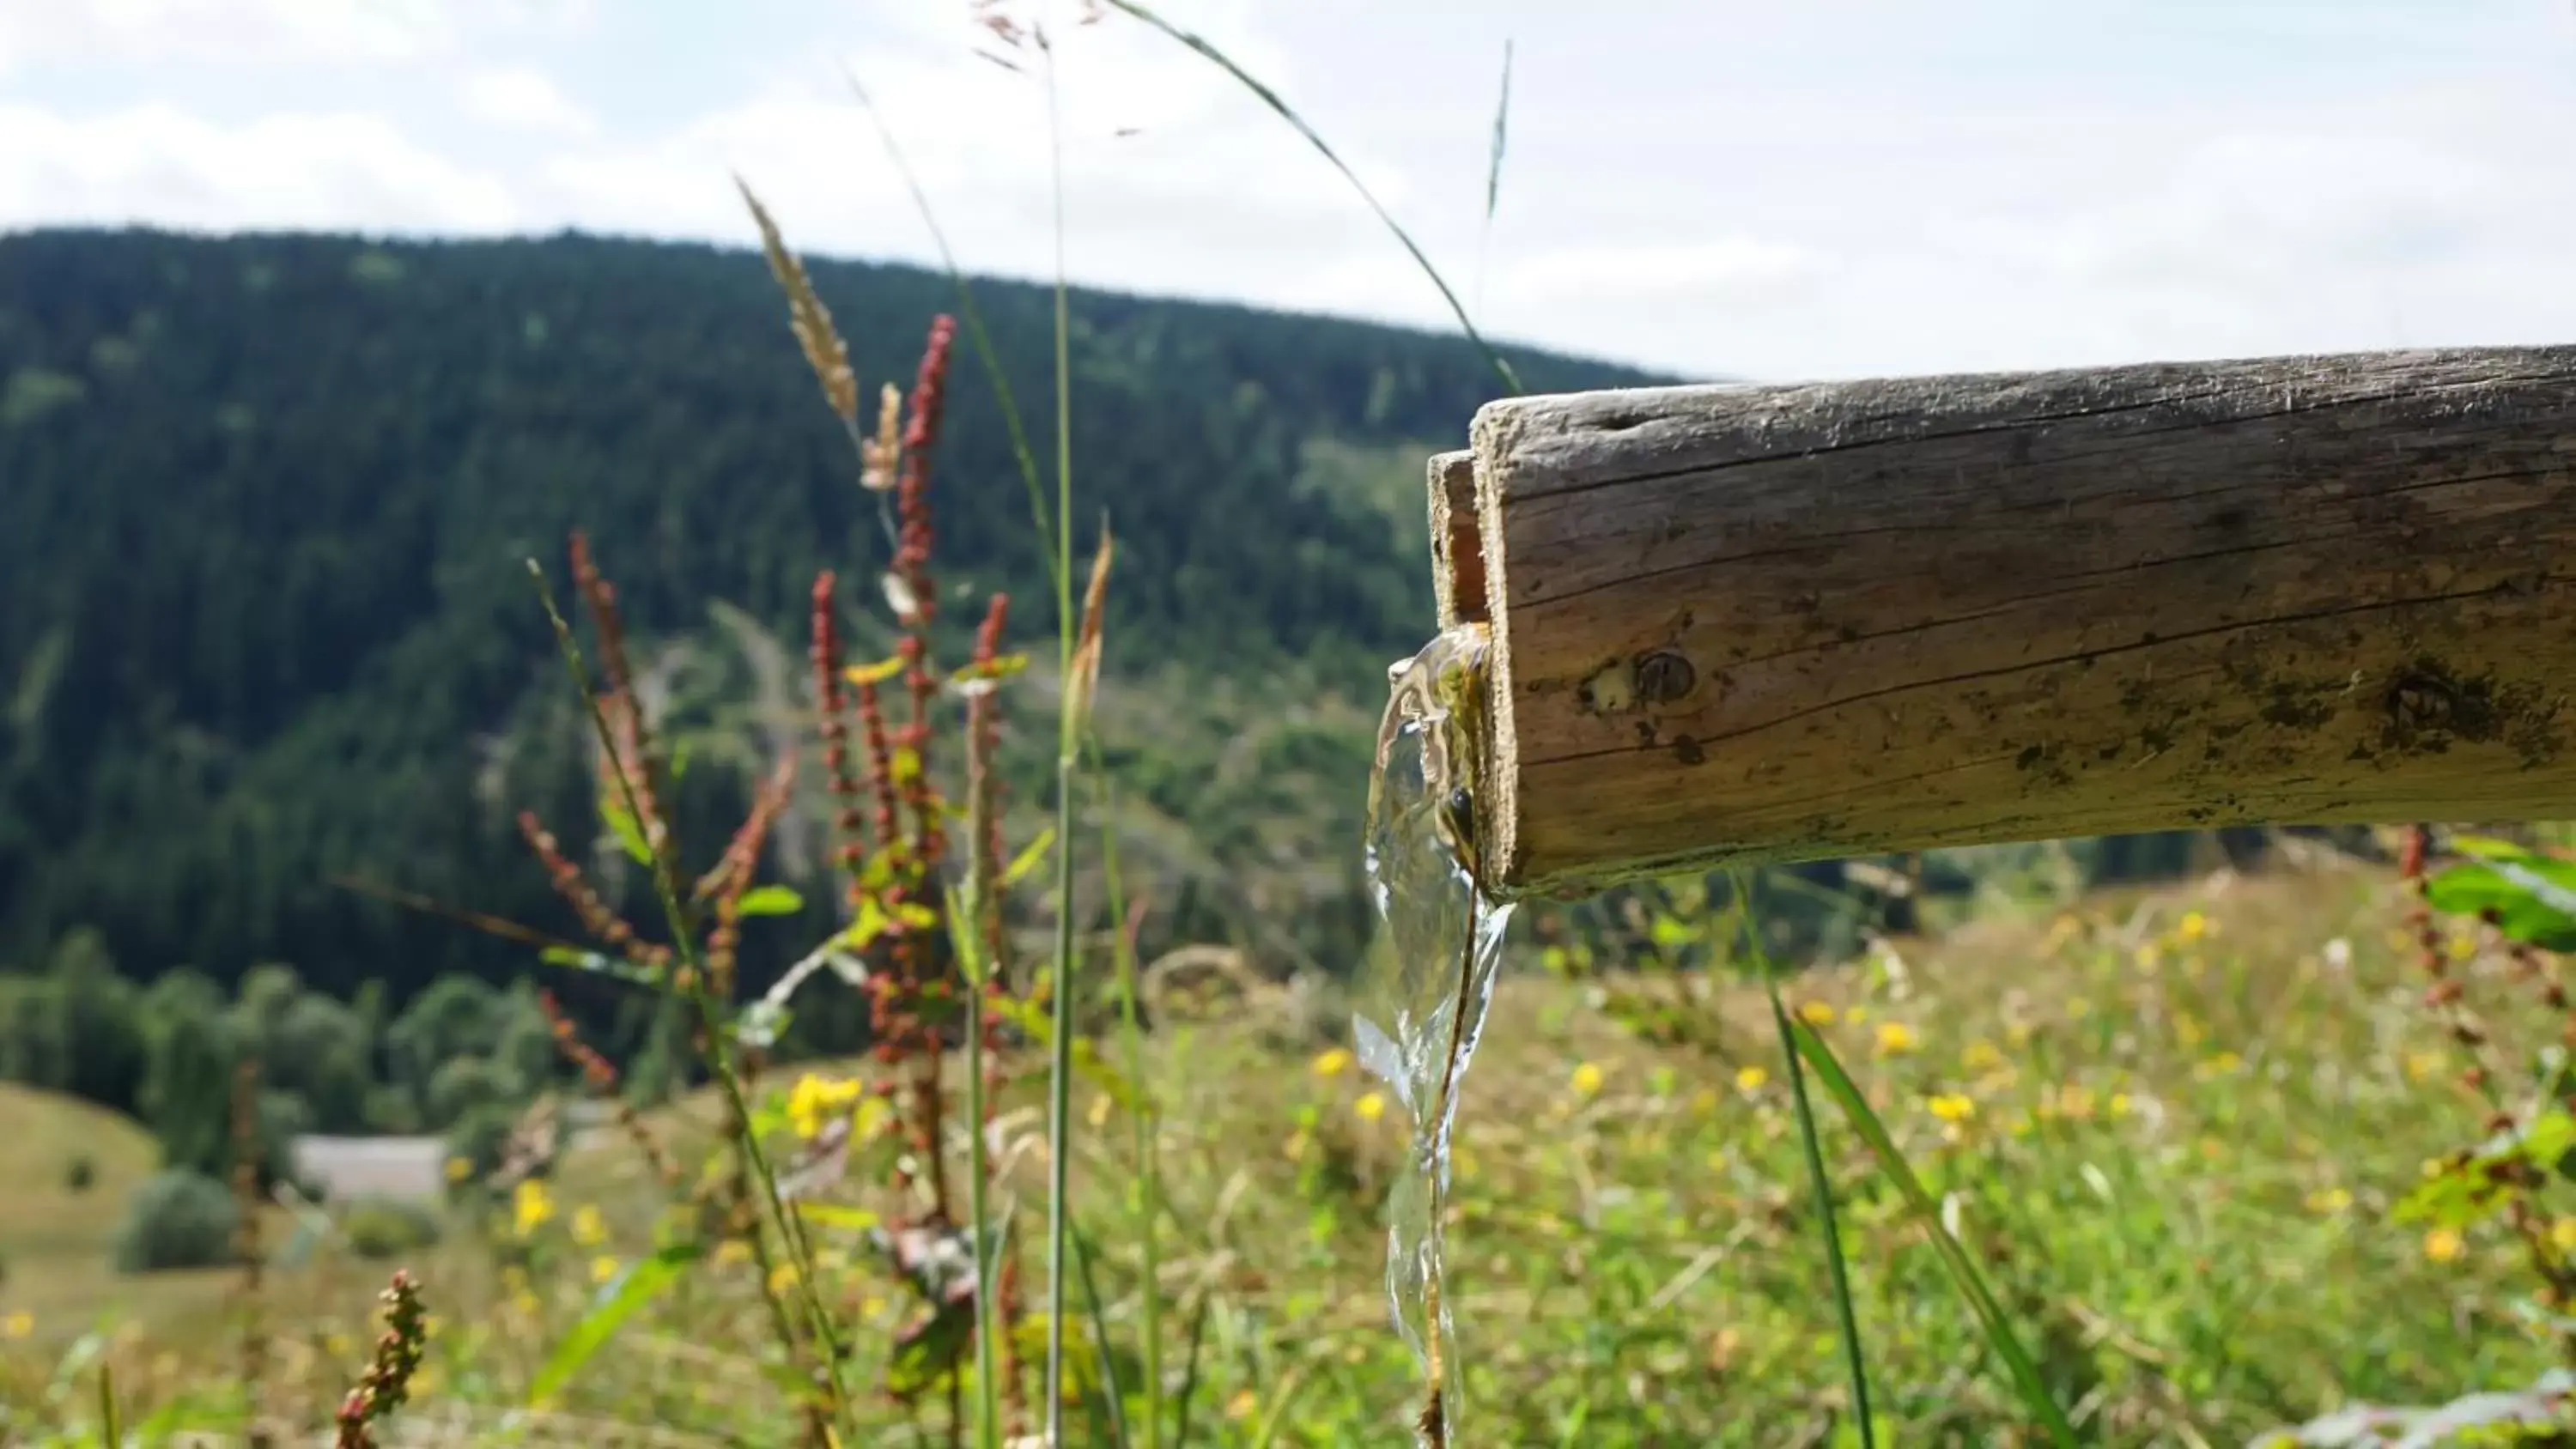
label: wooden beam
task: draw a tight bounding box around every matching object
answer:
[1438,346,2576,900]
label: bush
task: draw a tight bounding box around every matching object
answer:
[337,1197,440,1261]
[63,1154,94,1193]
[112,1168,240,1274]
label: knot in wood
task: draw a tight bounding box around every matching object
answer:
[2388,674,2458,734]
[1635,651,1696,705]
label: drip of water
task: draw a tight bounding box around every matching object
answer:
[1358,621,1516,1445]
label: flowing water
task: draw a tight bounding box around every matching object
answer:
[1359,621,1516,1445]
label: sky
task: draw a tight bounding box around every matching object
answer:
[7,0,2576,381]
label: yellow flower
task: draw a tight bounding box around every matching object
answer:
[2404,1050,2445,1085]
[1927,1093,1976,1124]
[443,1156,473,1184]
[2,1311,30,1340]
[591,1255,621,1285]
[511,1290,541,1319]
[1874,1022,1918,1057]
[2196,1052,2244,1081]
[1960,1040,2004,1074]
[2065,996,2093,1021]
[1226,1388,1260,1421]
[1844,1005,1869,1025]
[2424,1227,2467,1264]
[787,1073,864,1139]
[1311,1046,1353,1079]
[769,1261,801,1296]
[1569,1062,1606,1097]
[512,1179,554,1237]
[571,1204,606,1248]
[1283,1129,1310,1161]
[2108,1093,2132,1119]
[2306,1187,2352,1216]
[1797,1001,1836,1028]
[1355,1092,1388,1125]
[1087,1093,1113,1130]
[714,1239,753,1267]
[2177,910,2208,943]
[1735,1064,1769,1093]
[2551,1218,2576,1254]
[1705,1150,1728,1173]
[2449,933,2478,963]
[2133,943,2161,971]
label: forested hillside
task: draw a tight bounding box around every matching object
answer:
[0,227,1663,1002]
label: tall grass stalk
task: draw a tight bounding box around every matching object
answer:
[1102,0,1524,395]
[848,48,1172,1441]
[1039,28,1083,1446]
[526,564,853,1437]
[1728,866,1876,1447]
[951,886,1003,1449]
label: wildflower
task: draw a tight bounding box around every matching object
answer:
[1874,1022,1918,1057]
[2306,1187,2352,1216]
[861,1295,888,1320]
[2403,1050,2445,1085]
[2108,1093,2132,1119]
[1735,1064,1769,1093]
[1844,1005,1869,1025]
[591,1256,621,1286]
[1705,1150,1728,1173]
[442,1157,472,1185]
[1928,1094,1976,1123]
[1355,1091,1388,1125]
[2449,933,2478,963]
[1226,1389,1259,1421]
[2,1311,29,1339]
[1570,1062,1606,1097]
[2134,943,2161,971]
[571,1205,606,1248]
[2054,1083,2096,1121]
[1961,1040,2005,1074]
[2177,911,2208,943]
[2424,1227,2467,1264]
[1312,1046,1352,1079]
[1797,1001,1836,1028]
[2553,1218,2576,1254]
[787,1073,864,1139]
[768,1261,801,1296]
[511,1179,553,1237]
[714,1240,752,1268]
[1282,1130,1311,1162]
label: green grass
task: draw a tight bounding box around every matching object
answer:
[9,861,2574,1444]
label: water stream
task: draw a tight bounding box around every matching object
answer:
[1358,621,1516,1446]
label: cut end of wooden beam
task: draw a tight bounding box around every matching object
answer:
[1425,450,1486,629]
[1465,408,1529,897]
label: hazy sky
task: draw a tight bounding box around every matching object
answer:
[8,0,2576,380]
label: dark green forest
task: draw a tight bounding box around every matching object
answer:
[0,227,1663,1012]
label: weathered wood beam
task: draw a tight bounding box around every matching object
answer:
[1431,347,2576,900]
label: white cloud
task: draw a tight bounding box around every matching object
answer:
[0,103,520,234]
[459,64,595,138]
[0,0,595,73]
[10,0,2576,382]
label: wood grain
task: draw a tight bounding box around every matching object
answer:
[1443,347,2576,899]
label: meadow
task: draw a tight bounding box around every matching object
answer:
[7,850,2576,1445]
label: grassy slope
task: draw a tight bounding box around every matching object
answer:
[3,862,2565,1444]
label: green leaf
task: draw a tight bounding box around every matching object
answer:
[598,795,652,867]
[2426,858,2576,950]
[528,1241,704,1407]
[1786,1016,2080,1446]
[537,945,654,986]
[1002,828,1057,888]
[793,1202,884,1234]
[734,883,805,918]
